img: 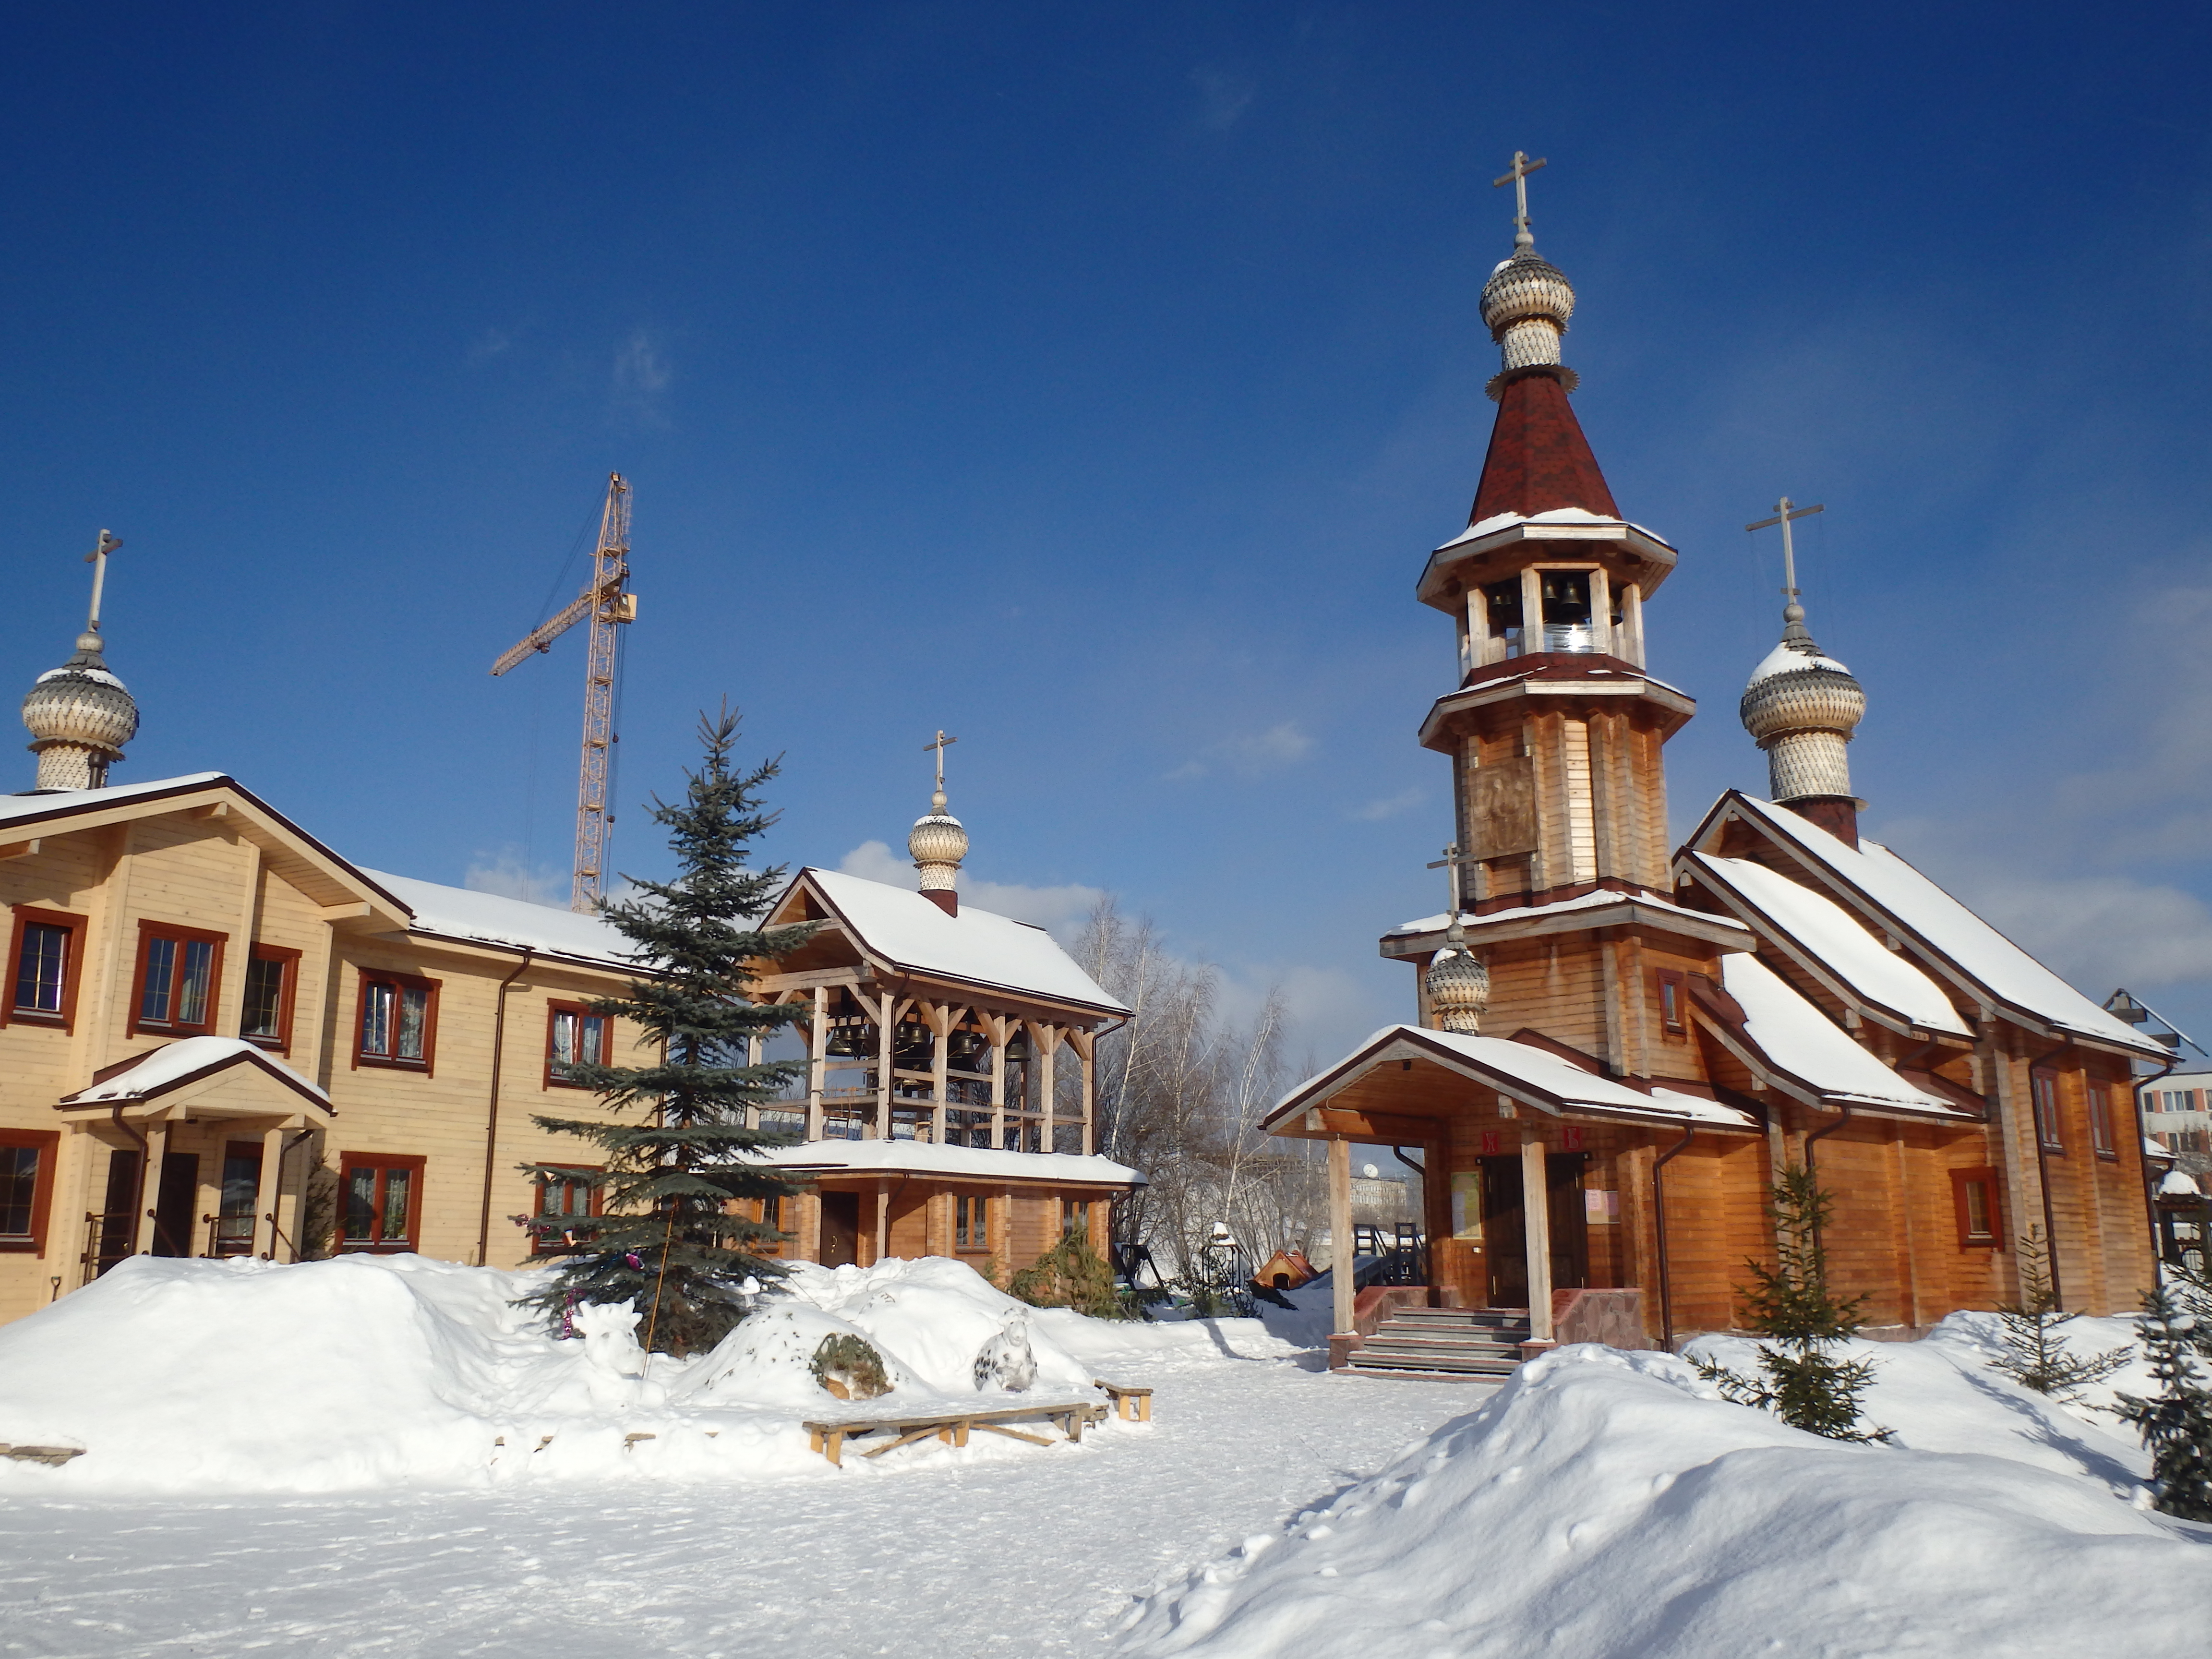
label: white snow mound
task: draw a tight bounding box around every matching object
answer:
[0,1252,1134,1495]
[1113,1342,2212,1659]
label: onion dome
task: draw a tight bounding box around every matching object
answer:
[1479,248,1579,395]
[1739,605,1866,805]
[1424,918,1489,1035]
[22,629,137,792]
[907,784,968,893]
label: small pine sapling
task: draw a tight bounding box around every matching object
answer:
[1692,1164,1892,1443]
[517,707,817,1356]
[1989,1226,2132,1400]
[2114,1270,2212,1522]
[1009,1230,1128,1320]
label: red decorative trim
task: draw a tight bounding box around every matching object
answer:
[2,907,88,1032]
[0,1127,60,1253]
[336,1151,426,1251]
[1949,1166,2002,1248]
[242,944,302,1053]
[542,1001,610,1090]
[127,921,228,1038]
[352,970,441,1076]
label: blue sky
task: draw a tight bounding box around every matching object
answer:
[5,4,2211,1064]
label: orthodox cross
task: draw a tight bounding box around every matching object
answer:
[1492,150,1548,244]
[82,529,121,635]
[923,729,958,797]
[1426,842,1479,920]
[1744,496,1823,608]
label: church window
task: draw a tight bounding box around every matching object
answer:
[546,1003,610,1087]
[339,1152,423,1250]
[1949,1166,2000,1248]
[1540,569,1595,653]
[1062,1199,1090,1237]
[356,971,438,1071]
[241,946,299,1049]
[0,1129,58,1251]
[6,909,82,1026]
[131,923,225,1036]
[956,1195,989,1251]
[530,1167,600,1252]
[2088,1084,2116,1159]
[1656,970,1685,1034]
[2031,1070,2063,1153]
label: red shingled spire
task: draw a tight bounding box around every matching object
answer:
[1466,371,1620,527]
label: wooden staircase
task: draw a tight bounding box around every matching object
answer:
[1344,1307,1530,1381]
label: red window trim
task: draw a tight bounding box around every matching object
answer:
[336,1151,426,1252]
[2030,1068,2064,1154]
[1656,969,1686,1035]
[2,907,88,1032]
[2087,1081,2118,1161]
[352,969,441,1075]
[127,920,229,1038]
[0,1128,60,1254]
[241,943,302,1053]
[1949,1165,2003,1249]
[529,1165,604,1254]
[543,1000,612,1090]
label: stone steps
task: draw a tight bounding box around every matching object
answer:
[1345,1306,1531,1382]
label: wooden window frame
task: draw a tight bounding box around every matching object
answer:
[1949,1166,2002,1249]
[352,969,441,1074]
[2030,1069,2064,1154]
[0,1128,60,1254]
[2,907,87,1032]
[240,944,301,1053]
[543,1000,612,1090]
[127,920,228,1038]
[1061,1198,1090,1238]
[529,1166,603,1254]
[2087,1081,2117,1160]
[955,1193,990,1253]
[337,1151,426,1252]
[1656,969,1686,1036]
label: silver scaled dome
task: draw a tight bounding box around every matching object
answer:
[1425,926,1489,1036]
[908,787,968,892]
[22,630,137,791]
[1739,608,1866,804]
[1479,247,1576,375]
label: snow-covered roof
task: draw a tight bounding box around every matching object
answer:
[1384,889,1752,940]
[797,868,1128,1015]
[1268,1024,1758,1131]
[1747,641,1854,684]
[359,869,636,971]
[59,1036,330,1108]
[0,771,227,830]
[748,1138,1142,1187]
[1433,505,1678,555]
[1686,853,1970,1036]
[1718,956,1965,1116]
[1723,795,2162,1055]
[2158,1169,2203,1198]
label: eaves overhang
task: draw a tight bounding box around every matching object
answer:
[1417,517,1681,613]
[1381,895,1755,960]
[1418,672,1696,753]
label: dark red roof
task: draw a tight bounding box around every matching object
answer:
[1466,371,1619,525]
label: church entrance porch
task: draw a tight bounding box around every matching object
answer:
[1468,1151,1590,1309]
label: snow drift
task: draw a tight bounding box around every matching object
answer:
[1114,1342,2212,1659]
[0,1252,1188,1495]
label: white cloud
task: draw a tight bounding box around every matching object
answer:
[836,840,1106,936]
[1939,871,2212,994]
[1167,721,1313,782]
[1191,68,1256,131]
[467,327,513,363]
[611,330,673,426]
[463,848,568,907]
[1352,786,1425,822]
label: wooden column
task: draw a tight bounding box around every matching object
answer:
[286,1128,318,1261]
[132,1116,169,1256]
[253,1124,285,1258]
[874,1181,890,1264]
[1069,1029,1095,1155]
[1522,1126,1554,1341]
[807,992,827,1141]
[987,1015,1008,1149]
[1032,1023,1060,1154]
[1328,1135,1355,1337]
[875,991,894,1140]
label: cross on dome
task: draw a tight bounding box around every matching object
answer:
[21,527,139,791]
[1744,496,1824,645]
[1492,150,1548,249]
[923,728,958,813]
[908,728,969,902]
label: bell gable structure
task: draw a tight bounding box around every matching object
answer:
[1268,177,2166,1372]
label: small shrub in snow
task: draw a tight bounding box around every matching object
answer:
[1989,1226,2132,1401]
[2114,1273,2212,1522]
[1008,1231,1127,1320]
[1692,1165,1890,1443]
[810,1332,892,1401]
[516,708,818,1357]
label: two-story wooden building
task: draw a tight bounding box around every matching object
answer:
[1265,208,2167,1370]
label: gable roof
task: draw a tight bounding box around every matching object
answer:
[360,870,633,973]
[778,867,1127,1016]
[1708,956,1968,1118]
[56,1036,334,1123]
[1689,793,2160,1058]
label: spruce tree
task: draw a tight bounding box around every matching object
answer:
[517,707,817,1356]
[2114,1271,2212,1522]
[1989,1226,2131,1400]
[1692,1164,1891,1443]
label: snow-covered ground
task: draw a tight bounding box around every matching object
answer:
[3,1256,2209,1658]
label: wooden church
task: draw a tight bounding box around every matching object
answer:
[1267,170,2167,1371]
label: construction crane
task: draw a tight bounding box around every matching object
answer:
[491,473,637,913]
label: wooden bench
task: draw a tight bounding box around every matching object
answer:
[1094,1379,1154,1422]
[803,1400,1107,1467]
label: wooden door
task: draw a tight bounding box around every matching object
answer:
[1479,1155,1526,1308]
[1547,1152,1590,1291]
[152,1152,198,1257]
[818,1191,861,1268]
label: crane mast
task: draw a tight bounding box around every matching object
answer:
[490,472,637,913]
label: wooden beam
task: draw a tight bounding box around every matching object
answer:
[0,838,41,860]
[1328,1136,1354,1338]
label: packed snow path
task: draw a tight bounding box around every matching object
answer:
[0,1348,1479,1658]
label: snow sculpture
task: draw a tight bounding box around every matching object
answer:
[973,1311,1038,1393]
